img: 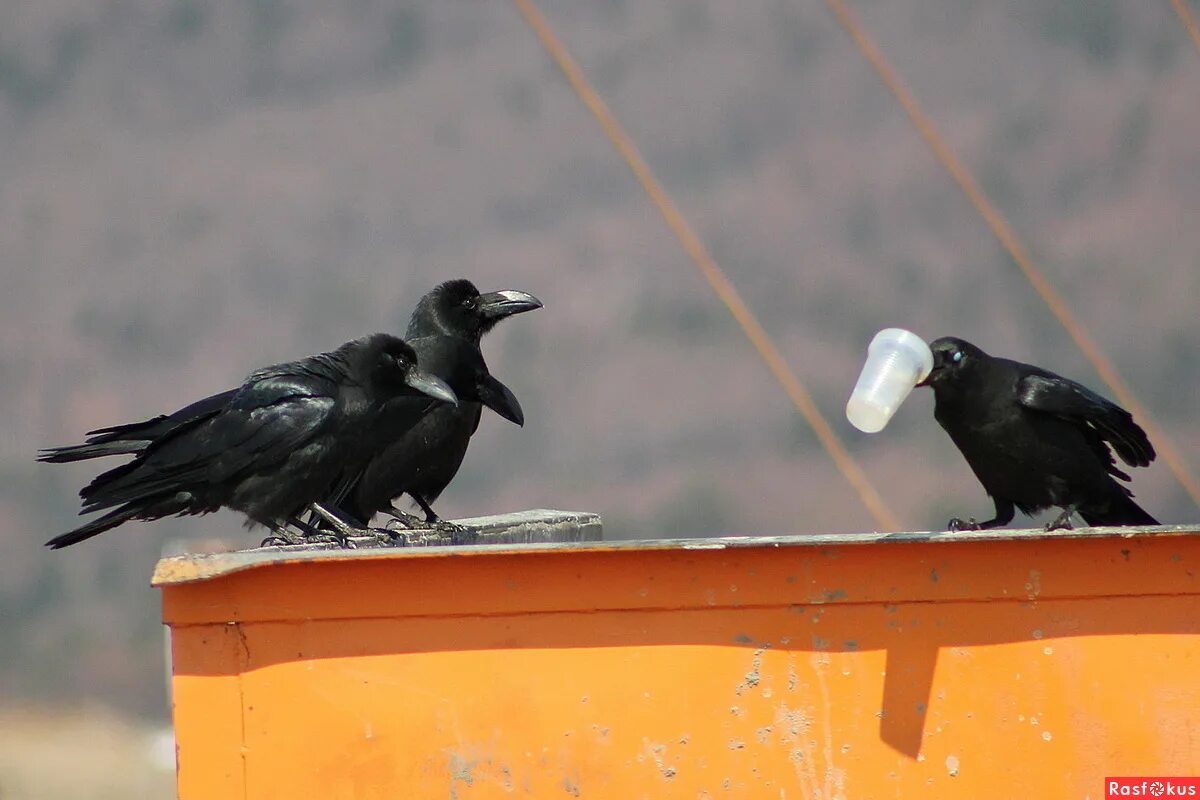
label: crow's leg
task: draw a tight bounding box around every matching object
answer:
[1045,506,1076,532]
[410,495,478,544]
[949,498,1014,532]
[267,514,349,548]
[412,495,443,525]
[307,502,372,548]
[296,505,353,542]
[381,503,426,529]
[309,502,365,535]
[413,495,464,533]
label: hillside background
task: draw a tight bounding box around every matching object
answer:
[1,0,1197,794]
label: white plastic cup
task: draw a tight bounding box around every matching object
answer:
[845,328,934,433]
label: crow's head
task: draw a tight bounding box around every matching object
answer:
[408,279,542,341]
[918,336,988,389]
[362,334,458,406]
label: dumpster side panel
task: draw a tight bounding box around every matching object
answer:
[170,622,248,800]
[165,532,1200,798]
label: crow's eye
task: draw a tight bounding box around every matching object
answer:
[952,350,964,363]
[461,296,476,309]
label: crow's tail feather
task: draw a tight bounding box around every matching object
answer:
[46,505,144,549]
[1079,493,1159,527]
[37,440,144,464]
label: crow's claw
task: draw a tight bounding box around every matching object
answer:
[1045,508,1076,532]
[383,506,425,529]
[260,532,302,547]
[948,517,981,532]
[301,532,355,549]
[307,502,371,543]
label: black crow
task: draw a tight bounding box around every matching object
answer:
[331,279,541,529]
[918,337,1158,531]
[45,334,456,548]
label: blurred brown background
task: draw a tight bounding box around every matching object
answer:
[1,0,1197,795]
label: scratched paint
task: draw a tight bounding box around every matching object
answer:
[642,739,677,781]
[735,649,766,695]
[447,753,476,800]
[1025,569,1042,600]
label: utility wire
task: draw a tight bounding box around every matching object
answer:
[512,0,902,530]
[824,0,1200,510]
[1170,0,1200,58]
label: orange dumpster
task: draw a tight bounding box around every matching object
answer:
[154,511,1200,799]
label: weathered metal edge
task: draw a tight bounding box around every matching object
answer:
[151,519,1199,587]
[152,508,602,585]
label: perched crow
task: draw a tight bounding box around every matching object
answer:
[44,334,457,548]
[918,337,1158,531]
[331,279,542,528]
[41,280,540,537]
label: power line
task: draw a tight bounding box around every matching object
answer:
[824,0,1200,510]
[1170,0,1200,58]
[511,0,902,531]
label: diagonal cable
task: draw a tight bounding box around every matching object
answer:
[1170,0,1200,58]
[511,0,901,530]
[824,0,1200,510]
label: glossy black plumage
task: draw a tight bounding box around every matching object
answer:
[45,334,456,548]
[333,279,541,526]
[919,337,1158,531]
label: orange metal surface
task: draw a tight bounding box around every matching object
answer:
[159,527,1200,799]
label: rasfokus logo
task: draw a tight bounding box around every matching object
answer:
[1106,778,1200,797]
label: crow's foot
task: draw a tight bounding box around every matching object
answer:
[261,529,304,547]
[1045,508,1076,532]
[302,531,357,549]
[308,502,371,545]
[434,520,479,545]
[382,505,426,529]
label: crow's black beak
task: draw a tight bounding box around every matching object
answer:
[916,354,945,387]
[404,370,459,406]
[476,374,524,426]
[477,290,543,320]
